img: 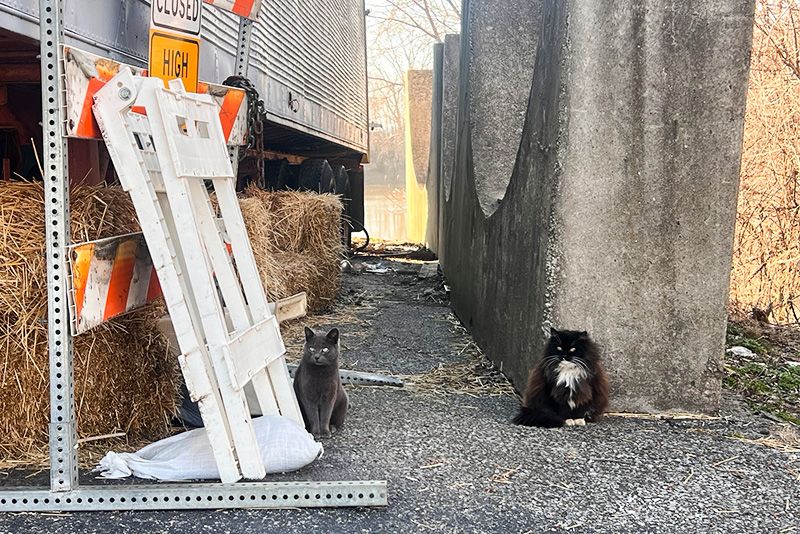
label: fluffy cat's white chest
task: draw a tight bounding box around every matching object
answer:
[556,361,587,408]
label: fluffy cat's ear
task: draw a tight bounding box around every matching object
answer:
[549,327,560,338]
[326,328,339,344]
[304,327,315,342]
[579,331,589,339]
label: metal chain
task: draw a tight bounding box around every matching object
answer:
[223,76,266,187]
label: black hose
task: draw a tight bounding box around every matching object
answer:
[354,227,369,252]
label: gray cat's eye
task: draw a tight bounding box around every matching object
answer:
[322,348,329,353]
[556,347,562,351]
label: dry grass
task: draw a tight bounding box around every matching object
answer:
[400,341,518,398]
[241,187,344,312]
[0,182,180,466]
[729,425,800,453]
[605,412,721,421]
[730,1,800,324]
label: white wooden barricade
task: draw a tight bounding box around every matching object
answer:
[93,69,301,483]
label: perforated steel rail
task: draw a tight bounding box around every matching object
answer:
[286,365,405,388]
[0,481,388,511]
[0,0,387,512]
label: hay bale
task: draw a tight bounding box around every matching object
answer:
[241,187,343,311]
[0,182,179,462]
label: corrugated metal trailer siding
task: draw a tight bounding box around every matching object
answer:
[253,0,368,151]
[0,0,150,63]
[0,0,368,154]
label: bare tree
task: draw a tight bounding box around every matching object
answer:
[730,0,800,323]
[365,0,460,187]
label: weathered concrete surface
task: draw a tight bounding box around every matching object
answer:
[404,70,432,243]
[438,34,461,268]
[425,44,444,254]
[440,35,461,205]
[468,0,542,216]
[441,0,756,412]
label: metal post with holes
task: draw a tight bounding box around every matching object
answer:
[40,0,78,493]
[227,16,253,176]
[235,17,253,77]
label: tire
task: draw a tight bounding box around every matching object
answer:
[332,165,350,197]
[297,158,333,192]
[265,158,290,190]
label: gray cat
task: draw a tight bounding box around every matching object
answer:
[292,327,348,439]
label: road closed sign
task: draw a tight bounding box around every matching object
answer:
[152,0,202,35]
[149,30,200,92]
[149,0,202,92]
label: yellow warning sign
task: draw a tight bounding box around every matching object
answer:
[149,29,200,93]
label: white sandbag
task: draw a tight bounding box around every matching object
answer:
[94,415,323,481]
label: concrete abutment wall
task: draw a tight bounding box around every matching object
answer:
[437,0,756,413]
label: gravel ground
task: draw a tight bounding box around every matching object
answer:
[1,256,798,533]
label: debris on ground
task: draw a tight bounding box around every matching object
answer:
[418,262,439,279]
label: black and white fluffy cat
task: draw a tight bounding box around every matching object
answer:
[513,328,609,428]
[293,327,348,439]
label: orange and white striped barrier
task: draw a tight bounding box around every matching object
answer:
[68,232,162,335]
[64,46,248,146]
[203,0,262,20]
[68,227,303,334]
[69,234,308,336]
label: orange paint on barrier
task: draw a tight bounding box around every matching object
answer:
[232,0,255,17]
[75,77,106,139]
[71,244,94,320]
[103,240,138,320]
[146,267,163,302]
[95,64,116,82]
[219,89,245,141]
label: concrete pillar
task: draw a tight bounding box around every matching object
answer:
[404,70,432,244]
[438,34,460,269]
[441,0,755,413]
[425,44,444,255]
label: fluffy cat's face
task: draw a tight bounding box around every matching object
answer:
[543,328,596,373]
[303,327,340,367]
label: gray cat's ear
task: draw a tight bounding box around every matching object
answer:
[326,328,339,344]
[304,327,315,341]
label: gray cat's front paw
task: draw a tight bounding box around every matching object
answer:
[315,430,332,439]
